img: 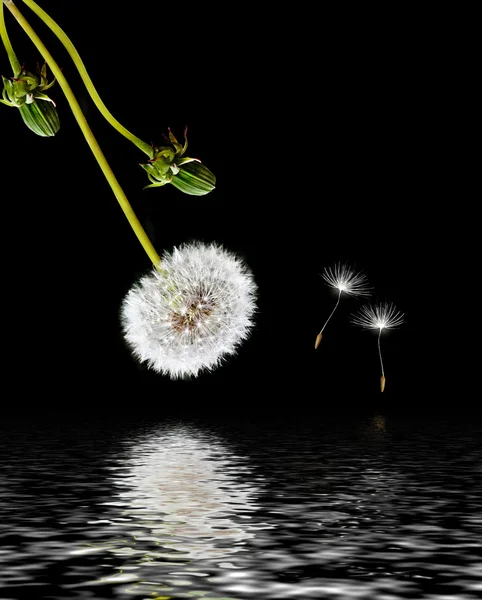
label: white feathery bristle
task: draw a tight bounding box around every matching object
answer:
[322,262,371,297]
[351,301,405,330]
[120,242,257,378]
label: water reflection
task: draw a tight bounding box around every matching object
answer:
[80,422,270,596]
[107,423,264,560]
[366,413,386,433]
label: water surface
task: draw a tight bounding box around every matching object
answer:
[1,413,481,599]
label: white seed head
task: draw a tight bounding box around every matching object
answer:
[322,262,371,297]
[120,242,257,378]
[351,301,405,331]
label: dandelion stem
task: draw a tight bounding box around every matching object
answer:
[378,331,386,392]
[20,0,154,158]
[315,289,341,348]
[377,328,385,377]
[0,1,21,76]
[4,0,161,266]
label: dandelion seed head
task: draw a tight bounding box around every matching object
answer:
[322,262,371,297]
[120,242,257,378]
[351,301,405,331]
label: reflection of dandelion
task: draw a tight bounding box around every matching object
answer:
[74,424,272,597]
[108,425,265,561]
[315,263,371,348]
[351,301,405,392]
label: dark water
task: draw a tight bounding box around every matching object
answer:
[1,413,481,599]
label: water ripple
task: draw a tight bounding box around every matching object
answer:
[0,414,481,599]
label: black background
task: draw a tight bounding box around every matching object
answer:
[1,1,449,419]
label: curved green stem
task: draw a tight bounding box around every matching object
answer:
[4,0,161,266]
[0,1,21,76]
[20,0,154,158]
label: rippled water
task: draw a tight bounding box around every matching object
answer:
[1,413,481,599]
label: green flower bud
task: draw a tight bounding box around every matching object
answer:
[140,127,215,195]
[18,98,60,137]
[170,161,216,196]
[0,63,59,136]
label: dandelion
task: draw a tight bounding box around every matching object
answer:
[120,242,257,379]
[314,263,371,348]
[2,0,236,380]
[351,301,405,392]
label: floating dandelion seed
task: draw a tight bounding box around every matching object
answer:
[351,302,405,392]
[314,263,371,348]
